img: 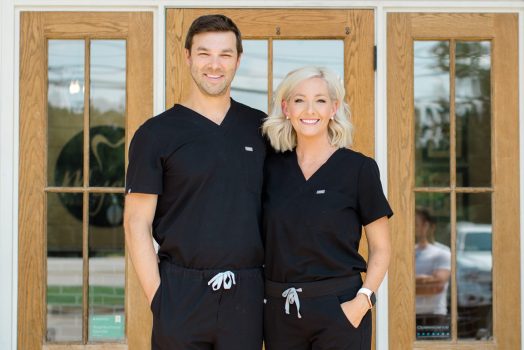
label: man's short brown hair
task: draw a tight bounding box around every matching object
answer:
[185,14,243,55]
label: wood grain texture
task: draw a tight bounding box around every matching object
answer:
[387,12,520,350]
[492,13,520,350]
[19,11,47,350]
[19,11,153,350]
[387,13,415,350]
[410,13,495,39]
[126,11,154,350]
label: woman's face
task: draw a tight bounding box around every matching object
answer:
[282,77,338,142]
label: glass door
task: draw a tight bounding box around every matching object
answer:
[387,13,520,350]
[19,12,153,350]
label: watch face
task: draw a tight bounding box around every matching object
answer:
[370,293,376,306]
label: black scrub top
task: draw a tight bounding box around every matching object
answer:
[263,148,393,283]
[125,99,266,270]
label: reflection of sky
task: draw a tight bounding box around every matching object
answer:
[273,40,344,90]
[231,40,268,112]
[231,40,344,113]
[48,40,85,114]
[48,40,126,115]
[90,40,126,114]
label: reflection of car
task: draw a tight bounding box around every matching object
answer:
[456,222,492,307]
[456,222,492,339]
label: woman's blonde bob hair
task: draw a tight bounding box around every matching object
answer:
[262,66,353,152]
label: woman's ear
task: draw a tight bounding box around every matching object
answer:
[281,100,289,117]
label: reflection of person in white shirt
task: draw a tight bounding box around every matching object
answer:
[415,208,451,324]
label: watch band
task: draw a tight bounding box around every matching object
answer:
[357,287,375,309]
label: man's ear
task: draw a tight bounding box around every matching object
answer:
[185,48,191,65]
[235,53,242,70]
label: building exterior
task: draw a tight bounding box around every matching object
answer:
[1,1,523,349]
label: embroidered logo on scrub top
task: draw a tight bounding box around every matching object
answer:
[244,146,254,152]
[316,190,326,194]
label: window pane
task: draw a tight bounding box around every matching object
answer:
[89,40,126,188]
[415,193,451,340]
[457,193,492,340]
[455,42,491,187]
[47,192,83,342]
[414,41,450,187]
[48,40,85,187]
[231,40,268,112]
[273,40,344,91]
[88,193,125,341]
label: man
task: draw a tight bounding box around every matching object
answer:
[124,14,266,350]
[415,207,451,338]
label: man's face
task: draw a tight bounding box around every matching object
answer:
[186,31,241,97]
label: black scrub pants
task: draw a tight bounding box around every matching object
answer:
[151,261,264,350]
[264,276,372,350]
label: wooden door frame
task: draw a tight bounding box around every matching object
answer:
[19,11,153,350]
[387,13,520,350]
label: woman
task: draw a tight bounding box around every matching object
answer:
[262,66,392,349]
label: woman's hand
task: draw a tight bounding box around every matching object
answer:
[148,279,161,306]
[340,294,370,328]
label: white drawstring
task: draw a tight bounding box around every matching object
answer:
[282,287,302,318]
[208,271,236,291]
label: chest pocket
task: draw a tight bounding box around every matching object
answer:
[306,189,356,231]
[241,145,264,194]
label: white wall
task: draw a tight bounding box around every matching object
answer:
[0,0,17,348]
[0,2,522,350]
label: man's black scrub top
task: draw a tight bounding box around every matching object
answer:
[263,148,393,283]
[125,99,266,270]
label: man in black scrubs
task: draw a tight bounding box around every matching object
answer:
[124,15,266,350]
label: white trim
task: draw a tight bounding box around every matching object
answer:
[0,0,17,349]
[10,0,524,9]
[375,4,388,350]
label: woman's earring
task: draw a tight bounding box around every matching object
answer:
[330,115,335,120]
[285,115,290,120]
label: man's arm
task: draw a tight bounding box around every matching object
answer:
[416,269,451,295]
[123,193,160,305]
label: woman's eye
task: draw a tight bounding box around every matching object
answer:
[317,99,327,103]
[294,98,304,103]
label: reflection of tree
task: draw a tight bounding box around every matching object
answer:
[415,41,491,190]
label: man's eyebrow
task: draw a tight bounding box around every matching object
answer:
[194,47,235,53]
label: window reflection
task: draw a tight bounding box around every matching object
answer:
[231,40,268,112]
[48,40,85,187]
[273,40,344,90]
[456,42,491,187]
[47,193,83,342]
[414,41,450,187]
[415,193,451,340]
[457,193,492,340]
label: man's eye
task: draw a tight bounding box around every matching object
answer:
[198,53,209,56]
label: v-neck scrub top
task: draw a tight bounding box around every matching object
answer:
[125,99,266,270]
[263,148,393,283]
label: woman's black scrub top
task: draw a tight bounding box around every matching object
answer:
[263,148,393,283]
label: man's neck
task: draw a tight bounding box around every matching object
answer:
[182,89,232,125]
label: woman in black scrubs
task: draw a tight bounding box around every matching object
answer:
[262,66,392,350]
